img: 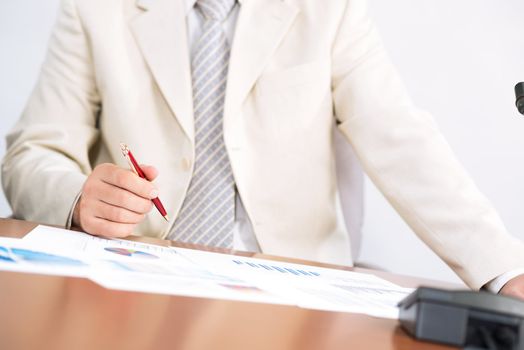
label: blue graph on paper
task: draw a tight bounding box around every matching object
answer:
[231,259,321,277]
[0,245,86,266]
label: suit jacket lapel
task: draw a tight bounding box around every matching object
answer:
[130,0,195,142]
[224,0,299,126]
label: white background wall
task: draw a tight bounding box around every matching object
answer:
[1,0,523,284]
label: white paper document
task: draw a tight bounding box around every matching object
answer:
[0,236,90,278]
[23,225,179,260]
[177,248,412,318]
[0,225,414,319]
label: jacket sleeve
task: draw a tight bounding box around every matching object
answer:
[1,0,99,226]
[331,0,524,290]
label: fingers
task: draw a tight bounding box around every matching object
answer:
[73,163,161,238]
[94,200,147,224]
[140,164,159,182]
[76,194,139,238]
[99,164,158,199]
[83,216,138,238]
[95,181,153,214]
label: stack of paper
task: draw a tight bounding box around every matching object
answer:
[0,225,413,319]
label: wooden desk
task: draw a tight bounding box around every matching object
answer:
[0,218,457,350]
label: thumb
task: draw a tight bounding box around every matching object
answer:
[140,164,159,181]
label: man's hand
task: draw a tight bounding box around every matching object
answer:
[72,163,159,238]
[500,274,524,300]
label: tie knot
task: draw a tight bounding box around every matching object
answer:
[196,0,235,21]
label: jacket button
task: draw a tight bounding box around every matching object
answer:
[181,158,191,171]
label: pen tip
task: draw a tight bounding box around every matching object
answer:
[164,215,170,222]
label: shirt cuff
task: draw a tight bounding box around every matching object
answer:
[484,268,524,293]
[65,191,82,229]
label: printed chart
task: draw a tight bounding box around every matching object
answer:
[104,247,159,259]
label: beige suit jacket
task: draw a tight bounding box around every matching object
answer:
[3,0,524,289]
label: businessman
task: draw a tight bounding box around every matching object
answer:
[3,0,524,297]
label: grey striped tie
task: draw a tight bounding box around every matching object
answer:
[169,0,236,248]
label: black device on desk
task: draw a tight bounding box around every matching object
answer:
[398,287,524,350]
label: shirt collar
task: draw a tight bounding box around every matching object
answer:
[184,0,242,16]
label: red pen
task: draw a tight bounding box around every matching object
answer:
[120,143,169,222]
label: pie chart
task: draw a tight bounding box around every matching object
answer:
[103,247,159,259]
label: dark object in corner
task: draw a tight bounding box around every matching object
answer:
[516,82,524,115]
[398,287,524,350]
